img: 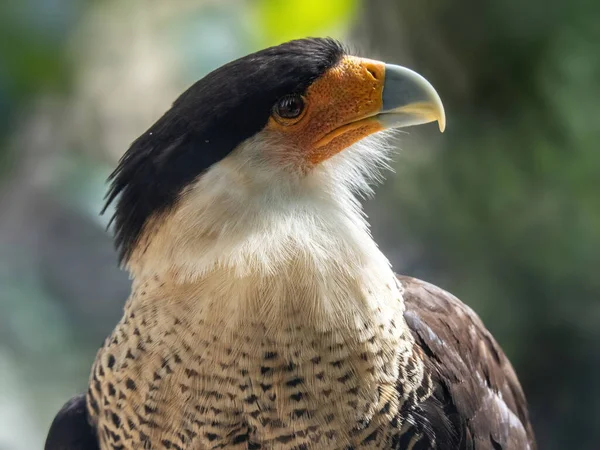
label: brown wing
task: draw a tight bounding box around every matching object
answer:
[398,275,536,450]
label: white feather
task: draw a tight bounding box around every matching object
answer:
[128,132,405,333]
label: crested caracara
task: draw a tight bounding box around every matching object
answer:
[46,38,535,450]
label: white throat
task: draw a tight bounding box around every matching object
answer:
[126,135,404,333]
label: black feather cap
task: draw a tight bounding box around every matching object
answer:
[103,38,346,264]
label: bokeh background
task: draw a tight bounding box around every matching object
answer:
[0,0,598,448]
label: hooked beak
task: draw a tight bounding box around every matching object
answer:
[378,64,446,132]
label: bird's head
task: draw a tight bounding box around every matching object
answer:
[104,38,445,279]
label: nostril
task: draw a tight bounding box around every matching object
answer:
[366,66,380,81]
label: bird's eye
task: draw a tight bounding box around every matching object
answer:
[273,94,305,120]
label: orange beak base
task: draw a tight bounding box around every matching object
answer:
[265,55,445,166]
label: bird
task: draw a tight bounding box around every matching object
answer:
[45,38,535,450]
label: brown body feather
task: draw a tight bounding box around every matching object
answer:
[46,274,534,450]
[400,275,536,449]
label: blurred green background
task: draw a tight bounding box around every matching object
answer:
[0,0,598,448]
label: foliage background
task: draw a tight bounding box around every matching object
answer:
[0,0,598,449]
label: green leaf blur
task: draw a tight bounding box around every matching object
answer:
[255,0,357,44]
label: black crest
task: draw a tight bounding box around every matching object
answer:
[103,38,346,264]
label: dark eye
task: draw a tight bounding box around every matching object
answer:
[273,94,305,119]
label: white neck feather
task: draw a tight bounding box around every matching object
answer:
[127,134,404,332]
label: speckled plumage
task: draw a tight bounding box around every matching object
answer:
[86,266,429,449]
[80,272,534,450]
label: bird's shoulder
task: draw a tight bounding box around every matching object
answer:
[45,394,99,450]
[397,275,536,450]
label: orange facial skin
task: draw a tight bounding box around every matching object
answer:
[265,56,386,165]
